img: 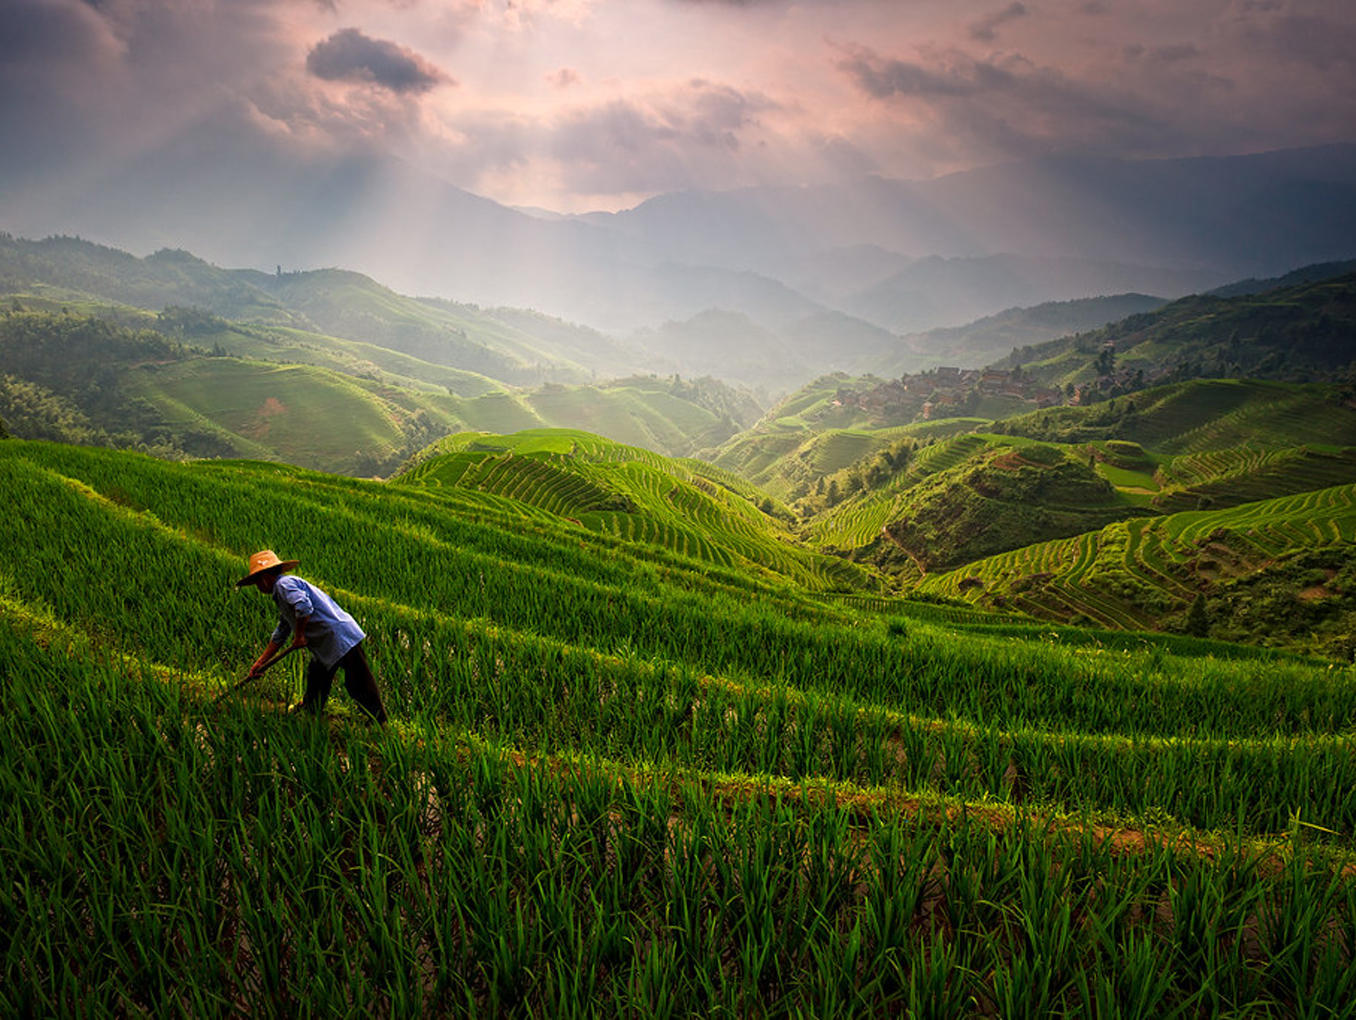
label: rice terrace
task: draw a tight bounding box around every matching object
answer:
[6,407,1356,1014]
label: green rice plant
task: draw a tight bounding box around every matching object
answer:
[9,434,1356,1016]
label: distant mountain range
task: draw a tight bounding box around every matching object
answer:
[0,231,1210,396]
[4,144,1354,340]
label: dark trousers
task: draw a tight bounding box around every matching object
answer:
[301,643,387,723]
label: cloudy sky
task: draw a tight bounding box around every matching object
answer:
[2,0,1354,215]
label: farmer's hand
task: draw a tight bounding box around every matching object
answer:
[250,639,283,679]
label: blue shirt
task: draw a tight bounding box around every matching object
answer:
[270,575,365,669]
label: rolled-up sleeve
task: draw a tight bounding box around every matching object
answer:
[269,576,364,668]
[271,578,315,644]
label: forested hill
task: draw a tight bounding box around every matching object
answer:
[0,233,635,386]
[992,270,1356,393]
[0,310,760,472]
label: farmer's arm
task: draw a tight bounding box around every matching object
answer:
[249,639,284,678]
[289,616,309,649]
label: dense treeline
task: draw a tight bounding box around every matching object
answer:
[0,311,234,457]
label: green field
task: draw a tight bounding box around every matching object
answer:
[398,430,863,591]
[5,437,1356,1015]
[915,482,1356,653]
[782,381,1356,597]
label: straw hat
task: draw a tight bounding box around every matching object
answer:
[236,549,300,587]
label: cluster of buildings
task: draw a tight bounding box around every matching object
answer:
[831,366,1066,422]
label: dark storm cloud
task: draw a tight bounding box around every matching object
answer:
[306,27,450,94]
[548,68,583,89]
[1123,43,1200,65]
[969,2,1027,43]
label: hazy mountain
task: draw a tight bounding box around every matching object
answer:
[625,310,814,395]
[778,312,907,372]
[585,144,1356,287]
[1206,259,1356,299]
[6,144,1354,340]
[877,293,1171,375]
[839,254,1204,334]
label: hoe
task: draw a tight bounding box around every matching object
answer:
[212,643,302,705]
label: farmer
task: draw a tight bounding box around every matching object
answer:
[237,550,388,724]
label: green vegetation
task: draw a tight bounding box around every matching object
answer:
[0,307,759,472]
[7,246,1356,1010]
[5,437,1356,1015]
[870,293,1169,376]
[0,234,629,384]
[756,378,1356,627]
[0,236,764,470]
[396,429,864,591]
[818,438,1139,574]
[992,272,1356,394]
[917,482,1356,658]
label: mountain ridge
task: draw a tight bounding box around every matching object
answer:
[6,145,1354,339]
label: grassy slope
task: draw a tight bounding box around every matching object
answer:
[396,429,865,591]
[1002,379,1356,451]
[796,381,1356,583]
[123,358,437,475]
[1,303,759,469]
[127,359,751,470]
[915,481,1356,655]
[5,437,1356,1014]
[811,435,1140,567]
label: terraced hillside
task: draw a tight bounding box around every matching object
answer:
[794,381,1356,579]
[711,407,985,503]
[398,429,867,591]
[915,483,1356,657]
[1000,379,1356,451]
[6,437,1356,1015]
[816,436,1140,573]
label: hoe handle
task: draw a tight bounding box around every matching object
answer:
[213,644,301,704]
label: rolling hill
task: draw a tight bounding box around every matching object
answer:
[989,271,1356,394]
[811,436,1141,573]
[0,309,761,472]
[796,380,1356,585]
[914,481,1356,659]
[0,233,638,386]
[871,293,1170,376]
[5,434,1356,1014]
[395,429,870,592]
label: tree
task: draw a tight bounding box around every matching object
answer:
[1095,345,1116,376]
[1185,593,1210,637]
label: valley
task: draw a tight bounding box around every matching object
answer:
[3,237,1356,1016]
